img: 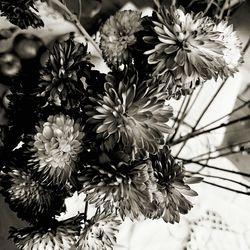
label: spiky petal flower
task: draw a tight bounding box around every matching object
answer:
[77,211,121,250]
[100,10,143,66]
[39,38,91,109]
[144,7,235,96]
[0,166,66,223]
[86,72,173,154]
[9,215,82,250]
[150,147,202,223]
[80,157,158,220]
[0,0,44,29]
[30,114,84,185]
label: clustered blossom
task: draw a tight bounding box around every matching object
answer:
[144,6,242,97]
[0,0,44,29]
[86,72,173,154]
[100,10,143,66]
[31,114,84,185]
[77,212,121,250]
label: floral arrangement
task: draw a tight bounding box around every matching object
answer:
[0,0,244,249]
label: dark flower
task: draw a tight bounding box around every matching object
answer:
[0,165,67,223]
[86,71,173,154]
[0,0,44,29]
[30,114,84,185]
[149,147,202,223]
[77,211,121,250]
[79,156,158,220]
[9,215,83,250]
[100,10,143,66]
[39,37,92,109]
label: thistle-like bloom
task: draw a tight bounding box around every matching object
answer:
[31,114,84,185]
[77,211,121,250]
[39,38,91,109]
[144,7,239,96]
[0,0,44,29]
[80,158,158,220]
[9,216,82,250]
[0,167,66,223]
[86,72,173,154]
[100,10,143,66]
[150,147,202,223]
[214,21,242,77]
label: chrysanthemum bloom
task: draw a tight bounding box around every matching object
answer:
[86,72,173,154]
[0,167,66,223]
[31,114,84,185]
[144,7,236,96]
[149,147,202,223]
[214,21,242,77]
[80,158,158,220]
[39,38,92,109]
[77,211,121,250]
[0,0,44,29]
[100,10,143,66]
[9,215,82,250]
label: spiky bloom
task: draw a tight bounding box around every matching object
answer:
[39,38,91,109]
[0,0,44,29]
[144,7,234,96]
[9,216,82,250]
[80,158,158,220]
[0,167,66,223]
[31,114,84,185]
[100,10,143,66]
[214,20,242,77]
[86,72,173,154]
[149,147,202,223]
[77,211,121,250]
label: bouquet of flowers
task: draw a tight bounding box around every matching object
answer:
[0,0,244,249]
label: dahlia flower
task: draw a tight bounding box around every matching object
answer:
[39,38,91,109]
[31,114,84,185]
[9,216,82,250]
[0,0,44,29]
[150,147,202,223]
[144,7,240,96]
[100,10,143,66]
[80,158,158,220]
[77,211,121,250]
[86,72,173,154]
[0,167,66,223]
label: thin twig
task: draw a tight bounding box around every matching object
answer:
[204,0,215,15]
[51,0,102,56]
[84,200,89,221]
[78,0,82,21]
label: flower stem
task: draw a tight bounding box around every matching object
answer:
[51,0,102,57]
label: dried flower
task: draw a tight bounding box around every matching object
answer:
[86,72,173,154]
[144,7,228,96]
[150,147,202,223]
[39,38,91,109]
[0,0,44,29]
[9,215,82,250]
[30,114,84,185]
[77,211,121,250]
[0,167,66,223]
[100,10,143,66]
[80,157,158,220]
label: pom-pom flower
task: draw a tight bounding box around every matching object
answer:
[0,167,66,223]
[77,211,121,250]
[150,147,202,223]
[30,114,84,185]
[86,72,173,154]
[80,157,158,220]
[0,0,44,29]
[39,38,92,109]
[144,7,241,96]
[100,10,143,66]
[9,215,82,250]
